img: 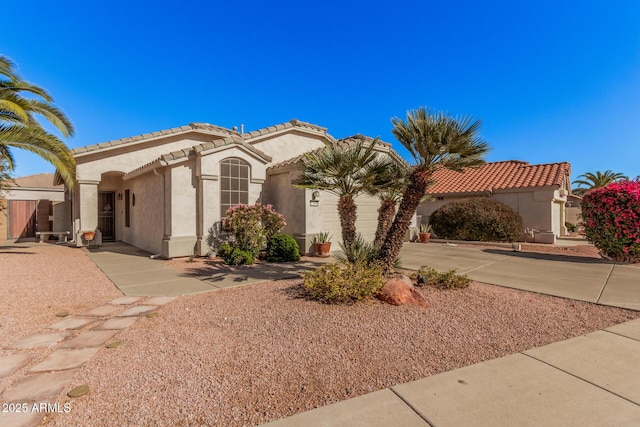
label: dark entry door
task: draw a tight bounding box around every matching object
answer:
[8,200,37,239]
[98,192,115,241]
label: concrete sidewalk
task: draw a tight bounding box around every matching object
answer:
[398,243,640,310]
[264,318,640,426]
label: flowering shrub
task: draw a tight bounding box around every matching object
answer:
[222,203,286,255]
[581,180,640,263]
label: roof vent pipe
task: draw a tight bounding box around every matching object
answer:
[240,124,244,134]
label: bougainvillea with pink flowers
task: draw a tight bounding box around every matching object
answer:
[581,180,640,263]
[222,203,286,255]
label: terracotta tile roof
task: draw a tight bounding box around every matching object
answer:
[428,161,571,195]
[11,173,62,189]
[243,119,328,140]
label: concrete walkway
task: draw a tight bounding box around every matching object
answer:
[399,243,640,310]
[263,243,640,426]
[87,242,326,296]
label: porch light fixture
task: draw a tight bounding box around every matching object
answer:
[310,190,320,207]
[117,193,123,200]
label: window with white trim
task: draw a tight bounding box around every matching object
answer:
[220,158,249,217]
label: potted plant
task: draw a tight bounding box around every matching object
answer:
[314,232,332,257]
[82,230,96,241]
[419,224,432,243]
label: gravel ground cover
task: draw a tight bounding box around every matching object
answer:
[2,242,638,426]
[46,268,639,426]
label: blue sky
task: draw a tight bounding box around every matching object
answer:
[3,0,639,182]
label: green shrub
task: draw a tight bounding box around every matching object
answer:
[416,266,470,289]
[581,180,640,263]
[565,222,577,233]
[217,242,254,265]
[429,198,523,242]
[302,262,385,304]
[222,203,286,255]
[267,234,301,262]
[334,234,401,268]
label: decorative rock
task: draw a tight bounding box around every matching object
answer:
[145,312,159,318]
[106,341,122,349]
[55,311,69,317]
[67,385,90,398]
[377,275,428,308]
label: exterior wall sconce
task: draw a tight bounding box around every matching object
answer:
[132,194,136,206]
[310,190,320,207]
[117,193,123,200]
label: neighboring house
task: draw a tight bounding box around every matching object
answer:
[417,161,573,239]
[565,194,583,226]
[0,173,66,240]
[57,120,412,258]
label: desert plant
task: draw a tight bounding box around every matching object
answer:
[313,231,332,243]
[416,266,471,289]
[216,242,255,265]
[222,203,286,255]
[377,107,489,272]
[565,222,577,233]
[572,170,626,195]
[429,198,523,242]
[334,234,380,265]
[267,233,301,262]
[419,223,432,233]
[302,262,385,304]
[581,180,640,263]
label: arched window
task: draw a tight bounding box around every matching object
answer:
[220,158,249,217]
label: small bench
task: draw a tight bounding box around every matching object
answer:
[36,231,70,243]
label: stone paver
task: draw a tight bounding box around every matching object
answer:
[78,304,123,317]
[8,332,70,350]
[59,330,119,349]
[524,330,640,404]
[0,411,46,427]
[144,296,177,306]
[108,296,142,305]
[115,305,157,317]
[391,353,640,427]
[29,348,99,373]
[262,389,428,427]
[92,317,138,330]
[47,317,96,330]
[0,354,33,378]
[1,370,77,402]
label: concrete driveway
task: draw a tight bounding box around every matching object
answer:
[399,242,640,311]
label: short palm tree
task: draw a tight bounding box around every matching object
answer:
[368,159,411,247]
[377,107,490,271]
[572,170,626,195]
[296,138,391,247]
[0,55,76,188]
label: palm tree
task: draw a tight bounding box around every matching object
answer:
[572,170,626,195]
[296,137,391,247]
[0,55,76,188]
[368,159,411,247]
[377,107,490,271]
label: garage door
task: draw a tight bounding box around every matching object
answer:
[8,200,37,239]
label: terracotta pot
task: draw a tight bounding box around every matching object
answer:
[315,242,332,257]
[418,232,431,243]
[83,231,96,241]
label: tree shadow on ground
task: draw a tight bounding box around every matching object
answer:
[481,248,609,265]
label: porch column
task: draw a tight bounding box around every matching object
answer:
[76,180,102,247]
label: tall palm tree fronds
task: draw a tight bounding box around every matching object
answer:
[296,138,392,247]
[0,55,76,188]
[377,107,490,271]
[572,170,626,195]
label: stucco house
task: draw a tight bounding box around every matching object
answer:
[1,173,67,240]
[57,119,411,258]
[417,160,573,241]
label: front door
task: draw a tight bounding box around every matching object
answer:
[98,192,115,241]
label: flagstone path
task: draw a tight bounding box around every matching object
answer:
[0,295,175,427]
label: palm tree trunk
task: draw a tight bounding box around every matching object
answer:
[378,169,431,272]
[338,194,357,247]
[374,198,396,248]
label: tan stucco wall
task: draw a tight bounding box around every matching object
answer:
[321,192,380,246]
[566,206,582,225]
[122,172,165,255]
[250,132,326,165]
